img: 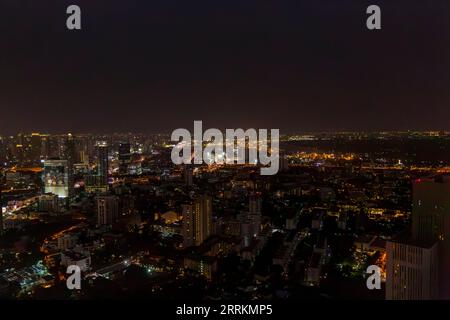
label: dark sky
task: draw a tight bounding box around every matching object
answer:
[1,0,450,134]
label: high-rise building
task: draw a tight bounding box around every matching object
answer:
[96,195,119,226]
[249,193,262,216]
[182,204,195,247]
[30,133,42,163]
[43,159,69,198]
[239,193,262,247]
[386,239,439,300]
[42,135,63,159]
[182,195,213,247]
[65,134,77,197]
[40,134,49,159]
[411,176,450,299]
[118,143,131,175]
[96,141,109,186]
[412,176,450,243]
[0,178,3,235]
[183,165,193,187]
[79,150,89,165]
[386,175,450,300]
[14,143,24,165]
[38,194,60,212]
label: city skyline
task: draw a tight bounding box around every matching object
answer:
[2,0,450,306]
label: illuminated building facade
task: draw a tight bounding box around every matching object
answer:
[0,186,3,235]
[184,165,193,187]
[96,141,109,186]
[97,195,119,226]
[65,134,76,197]
[43,159,69,198]
[386,239,439,300]
[411,176,450,299]
[387,175,450,300]
[182,195,213,247]
[118,142,131,175]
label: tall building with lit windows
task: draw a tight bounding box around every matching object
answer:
[96,195,119,226]
[85,142,109,193]
[118,142,131,175]
[183,165,193,187]
[43,159,69,198]
[411,176,450,299]
[96,141,109,186]
[182,204,195,247]
[386,238,439,300]
[65,134,76,197]
[182,195,213,247]
[0,185,3,235]
[237,193,263,247]
[387,175,450,300]
[30,133,42,163]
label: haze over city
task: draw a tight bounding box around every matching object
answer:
[1,0,450,133]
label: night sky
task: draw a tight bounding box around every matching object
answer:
[1,0,450,134]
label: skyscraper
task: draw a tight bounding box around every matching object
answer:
[0,174,3,235]
[97,195,119,226]
[386,175,450,300]
[386,238,439,300]
[182,204,195,247]
[411,176,450,299]
[30,133,42,164]
[182,195,213,247]
[96,141,109,186]
[249,193,262,216]
[118,142,131,175]
[239,193,262,247]
[412,176,450,243]
[183,165,193,187]
[65,134,76,197]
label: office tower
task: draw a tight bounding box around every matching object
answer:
[65,134,77,164]
[41,134,61,160]
[182,204,195,247]
[412,176,450,243]
[30,133,42,163]
[38,194,60,212]
[182,195,213,247]
[239,194,262,247]
[43,159,69,198]
[249,193,262,215]
[386,175,450,300]
[118,142,131,175]
[248,193,262,233]
[184,165,193,187]
[386,239,439,300]
[96,141,109,186]
[0,136,6,164]
[65,134,77,197]
[79,150,89,165]
[0,178,3,235]
[411,176,450,299]
[194,195,213,244]
[14,143,24,165]
[42,135,63,159]
[40,134,49,159]
[96,195,119,226]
